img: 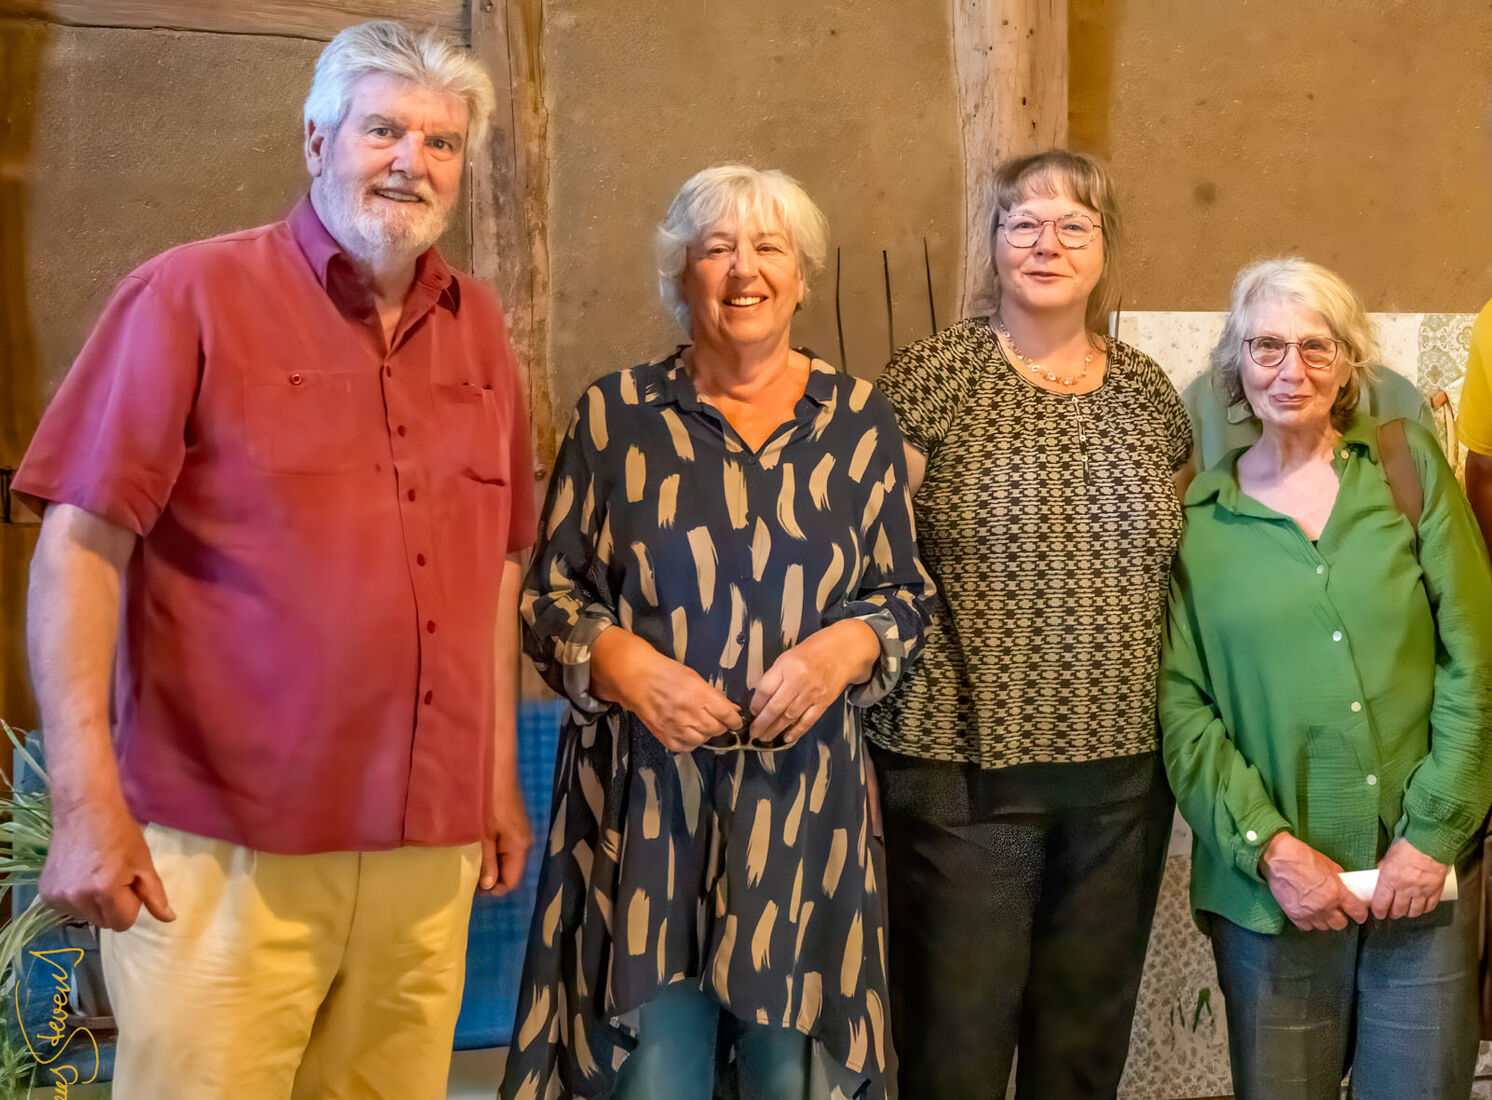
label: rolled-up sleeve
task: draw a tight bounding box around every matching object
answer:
[520,387,618,715]
[826,393,935,706]
[1396,424,1492,862]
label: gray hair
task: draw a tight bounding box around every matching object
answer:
[655,165,829,334]
[304,20,497,150]
[1210,258,1380,432]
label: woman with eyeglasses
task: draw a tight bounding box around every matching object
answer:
[501,165,932,1100]
[866,149,1192,1097]
[1161,258,1492,1099]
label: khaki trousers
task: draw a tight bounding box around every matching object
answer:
[101,824,481,1100]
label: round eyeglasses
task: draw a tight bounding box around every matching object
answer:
[1243,336,1342,370]
[996,213,1102,250]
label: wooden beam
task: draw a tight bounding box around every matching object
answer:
[0,0,463,40]
[469,0,554,475]
[953,0,1068,314]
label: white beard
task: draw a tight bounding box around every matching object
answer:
[317,159,452,266]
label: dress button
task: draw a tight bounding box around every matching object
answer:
[424,690,434,705]
[1316,565,1326,575]
[1245,830,1258,842]
[1332,631,1343,642]
[426,620,437,633]
[397,425,407,437]
[289,372,304,385]
[416,554,427,566]
[1350,701,1362,712]
[1366,774,1378,786]
[407,489,417,502]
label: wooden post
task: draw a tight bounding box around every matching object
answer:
[468,0,555,477]
[953,0,1068,315]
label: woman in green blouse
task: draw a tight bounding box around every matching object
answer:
[1161,258,1492,1100]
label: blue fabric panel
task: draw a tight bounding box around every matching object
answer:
[453,698,566,1050]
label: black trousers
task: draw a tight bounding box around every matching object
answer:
[872,747,1173,1100]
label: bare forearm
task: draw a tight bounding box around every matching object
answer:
[589,625,649,710]
[1466,451,1492,559]
[830,618,881,685]
[26,505,135,809]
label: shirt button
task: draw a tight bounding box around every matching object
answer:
[416,554,427,566]
[289,372,304,385]
[1351,701,1362,712]
[407,489,417,502]
[385,365,393,378]
[426,620,437,633]
[1332,631,1343,642]
[424,689,434,705]
[1245,830,1258,842]
[1340,449,1349,459]
[397,425,407,437]
[1366,774,1378,786]
[1316,565,1326,575]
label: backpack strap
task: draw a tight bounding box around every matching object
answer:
[1377,418,1424,533]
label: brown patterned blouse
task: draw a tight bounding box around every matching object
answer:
[867,317,1191,768]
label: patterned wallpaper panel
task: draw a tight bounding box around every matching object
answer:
[1111,312,1486,1099]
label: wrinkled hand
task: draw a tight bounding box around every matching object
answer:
[598,630,742,752]
[1260,832,1369,932]
[480,773,532,896]
[1371,839,1448,920]
[40,793,175,932]
[749,620,879,746]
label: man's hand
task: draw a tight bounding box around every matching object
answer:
[1260,832,1369,931]
[479,771,532,896]
[1371,838,1449,920]
[749,619,880,746]
[40,793,174,932]
[592,627,742,752]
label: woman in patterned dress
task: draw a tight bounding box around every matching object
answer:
[499,165,933,1100]
[867,149,1193,1098]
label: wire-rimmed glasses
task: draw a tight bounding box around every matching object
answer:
[996,213,1103,250]
[1243,336,1342,370]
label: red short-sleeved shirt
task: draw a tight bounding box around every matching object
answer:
[14,197,537,853]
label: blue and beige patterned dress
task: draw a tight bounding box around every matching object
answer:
[500,352,933,1100]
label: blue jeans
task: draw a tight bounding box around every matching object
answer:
[1209,858,1482,1100]
[612,982,815,1100]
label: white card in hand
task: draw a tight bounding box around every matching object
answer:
[1338,866,1458,903]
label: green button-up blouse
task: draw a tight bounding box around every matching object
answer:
[1160,412,1492,934]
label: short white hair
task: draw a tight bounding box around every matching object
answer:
[1210,258,1381,431]
[655,165,829,334]
[304,20,497,150]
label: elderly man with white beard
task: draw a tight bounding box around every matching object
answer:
[11,21,535,1100]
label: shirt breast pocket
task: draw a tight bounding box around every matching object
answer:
[242,370,379,474]
[435,382,508,484]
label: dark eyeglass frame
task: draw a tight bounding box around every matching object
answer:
[1242,336,1343,370]
[995,213,1103,250]
[699,710,799,754]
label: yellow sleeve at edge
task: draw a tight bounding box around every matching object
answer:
[1457,299,1492,455]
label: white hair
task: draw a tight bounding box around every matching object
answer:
[1210,258,1381,431]
[304,20,497,150]
[655,165,829,334]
